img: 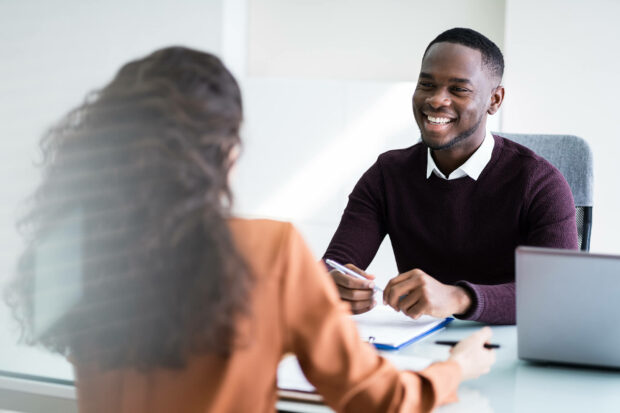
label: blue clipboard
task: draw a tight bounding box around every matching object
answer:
[368,317,454,351]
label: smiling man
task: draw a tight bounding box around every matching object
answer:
[322,28,578,325]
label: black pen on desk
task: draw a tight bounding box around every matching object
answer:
[435,340,500,349]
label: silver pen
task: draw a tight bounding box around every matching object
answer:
[325,259,383,292]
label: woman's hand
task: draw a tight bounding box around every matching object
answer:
[448,327,496,381]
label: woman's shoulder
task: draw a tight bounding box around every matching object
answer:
[229,217,294,243]
[228,218,300,274]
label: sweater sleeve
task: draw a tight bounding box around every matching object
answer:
[322,161,387,269]
[455,163,578,325]
[281,224,462,412]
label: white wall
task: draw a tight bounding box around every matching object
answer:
[247,0,505,81]
[0,0,225,387]
[233,0,506,284]
[502,0,620,254]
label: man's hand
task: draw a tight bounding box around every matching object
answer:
[329,263,376,314]
[382,268,471,319]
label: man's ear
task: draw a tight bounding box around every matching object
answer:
[488,85,505,115]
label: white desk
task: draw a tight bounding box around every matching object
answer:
[1,321,620,413]
[277,320,620,413]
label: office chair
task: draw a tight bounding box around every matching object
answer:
[498,133,593,251]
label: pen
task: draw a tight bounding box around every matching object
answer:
[435,340,500,349]
[325,259,383,292]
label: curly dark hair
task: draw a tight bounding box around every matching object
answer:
[424,27,504,80]
[4,46,253,369]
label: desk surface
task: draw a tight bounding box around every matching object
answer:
[278,320,620,413]
[1,321,620,413]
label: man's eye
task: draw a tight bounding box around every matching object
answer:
[418,82,434,88]
[452,87,470,93]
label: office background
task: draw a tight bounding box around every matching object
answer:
[0,0,619,394]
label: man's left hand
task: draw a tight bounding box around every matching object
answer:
[382,268,472,319]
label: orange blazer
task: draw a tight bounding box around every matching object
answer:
[73,219,461,412]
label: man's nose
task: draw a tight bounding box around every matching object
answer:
[426,89,451,109]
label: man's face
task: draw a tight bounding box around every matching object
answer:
[412,42,499,151]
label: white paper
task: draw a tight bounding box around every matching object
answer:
[351,305,448,348]
[277,306,446,393]
[277,352,434,394]
[277,355,316,392]
[278,353,433,392]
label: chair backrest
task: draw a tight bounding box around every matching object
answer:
[497,133,594,251]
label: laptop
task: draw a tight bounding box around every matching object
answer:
[516,246,620,369]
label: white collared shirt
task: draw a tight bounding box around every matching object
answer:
[426,130,495,181]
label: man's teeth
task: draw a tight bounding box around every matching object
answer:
[427,115,451,124]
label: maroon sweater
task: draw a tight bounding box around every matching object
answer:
[323,135,578,324]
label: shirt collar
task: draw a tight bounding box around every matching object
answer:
[426,129,495,181]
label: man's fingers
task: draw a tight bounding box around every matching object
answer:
[337,285,374,301]
[384,273,411,292]
[403,300,427,320]
[330,269,373,289]
[385,277,423,309]
[398,288,423,314]
[399,288,426,319]
[351,305,374,315]
[345,263,375,280]
[346,298,375,313]
[383,270,425,306]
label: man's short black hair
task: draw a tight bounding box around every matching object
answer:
[424,27,504,81]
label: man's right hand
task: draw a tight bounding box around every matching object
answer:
[328,263,376,314]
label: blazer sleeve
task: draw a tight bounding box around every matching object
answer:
[280,223,462,413]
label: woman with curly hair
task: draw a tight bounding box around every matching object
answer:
[5,46,494,412]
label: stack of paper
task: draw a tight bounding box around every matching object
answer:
[277,355,323,402]
[277,352,434,398]
[277,305,451,399]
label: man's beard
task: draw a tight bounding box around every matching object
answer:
[421,114,484,151]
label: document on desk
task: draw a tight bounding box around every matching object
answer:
[277,355,321,401]
[277,353,434,399]
[351,305,453,350]
[277,306,450,400]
